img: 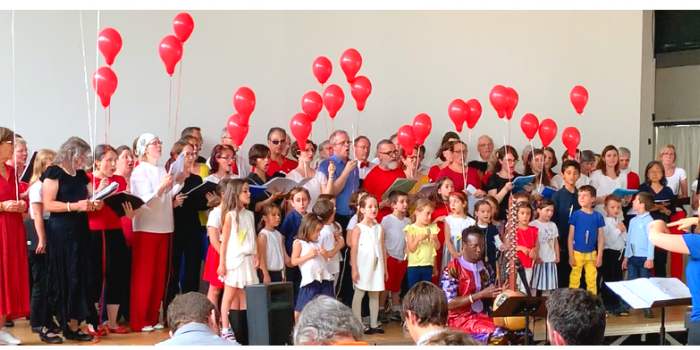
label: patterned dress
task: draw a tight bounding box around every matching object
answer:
[440,257,501,343]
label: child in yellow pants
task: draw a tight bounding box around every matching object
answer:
[567,186,605,295]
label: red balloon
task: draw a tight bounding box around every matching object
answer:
[290,113,313,151]
[570,85,589,115]
[312,56,332,85]
[520,113,539,140]
[562,126,581,158]
[465,99,482,129]
[350,75,372,111]
[448,99,468,132]
[98,27,122,66]
[92,66,118,108]
[538,118,558,148]
[412,113,432,146]
[233,87,256,119]
[301,91,323,122]
[340,48,362,83]
[173,12,195,43]
[504,87,519,120]
[397,125,416,156]
[489,85,508,119]
[323,84,345,119]
[158,35,183,76]
[227,113,249,147]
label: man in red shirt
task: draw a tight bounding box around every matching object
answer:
[363,140,406,202]
[266,127,297,177]
[618,147,640,190]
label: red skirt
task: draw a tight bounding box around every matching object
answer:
[203,244,223,288]
[0,212,30,318]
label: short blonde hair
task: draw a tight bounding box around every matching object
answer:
[657,144,676,163]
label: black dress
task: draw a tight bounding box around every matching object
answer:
[40,165,91,328]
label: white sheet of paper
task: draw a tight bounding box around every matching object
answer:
[605,278,690,309]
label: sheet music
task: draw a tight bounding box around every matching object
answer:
[606,278,691,309]
[169,152,185,176]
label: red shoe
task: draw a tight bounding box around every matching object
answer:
[108,325,130,334]
[87,326,108,338]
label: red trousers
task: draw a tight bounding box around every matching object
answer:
[129,232,170,331]
[669,211,687,279]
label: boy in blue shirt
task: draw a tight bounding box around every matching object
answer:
[568,185,605,295]
[622,191,655,317]
[553,160,582,288]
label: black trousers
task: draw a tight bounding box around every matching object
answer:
[165,226,204,319]
[29,249,51,329]
[599,249,625,311]
[654,247,668,277]
[86,229,131,327]
[335,214,355,307]
[556,238,571,288]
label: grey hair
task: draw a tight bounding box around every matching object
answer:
[328,130,349,144]
[375,139,393,151]
[292,295,364,345]
[54,137,91,167]
[619,147,631,157]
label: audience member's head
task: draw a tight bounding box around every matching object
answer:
[293,295,365,345]
[546,288,606,345]
[167,292,219,337]
[423,329,479,345]
[402,281,448,344]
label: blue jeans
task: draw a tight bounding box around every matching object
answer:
[407,266,433,289]
[627,256,651,280]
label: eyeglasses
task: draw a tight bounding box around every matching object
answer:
[149,140,163,146]
[183,151,196,157]
[334,141,352,146]
[379,150,399,156]
[270,139,287,145]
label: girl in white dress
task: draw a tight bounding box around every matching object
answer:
[217,179,258,343]
[350,195,386,334]
[442,192,476,270]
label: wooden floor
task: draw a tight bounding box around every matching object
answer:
[6,306,689,345]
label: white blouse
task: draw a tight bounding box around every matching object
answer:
[589,169,626,213]
[130,162,182,233]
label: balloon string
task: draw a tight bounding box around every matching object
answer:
[10,10,18,200]
[78,11,96,199]
[174,57,183,142]
[92,10,100,195]
[168,76,173,142]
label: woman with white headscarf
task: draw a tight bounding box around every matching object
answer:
[129,133,184,332]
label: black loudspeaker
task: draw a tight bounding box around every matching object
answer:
[245,282,294,345]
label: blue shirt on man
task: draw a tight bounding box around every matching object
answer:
[569,209,605,253]
[156,322,238,346]
[683,234,700,322]
[318,155,360,217]
[624,212,654,260]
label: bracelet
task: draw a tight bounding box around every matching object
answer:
[468,294,474,304]
[66,202,71,212]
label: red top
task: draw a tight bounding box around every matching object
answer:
[266,157,298,177]
[363,166,406,201]
[436,166,482,191]
[627,171,640,190]
[87,173,127,231]
[428,165,441,182]
[516,226,539,268]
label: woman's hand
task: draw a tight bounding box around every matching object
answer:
[621,257,628,271]
[122,202,136,218]
[173,193,187,208]
[217,264,226,278]
[92,200,104,211]
[352,267,359,284]
[159,174,174,193]
[35,238,46,254]
[668,217,699,232]
[503,182,514,192]
[75,200,90,212]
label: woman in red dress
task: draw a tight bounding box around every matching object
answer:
[430,177,453,284]
[0,128,30,345]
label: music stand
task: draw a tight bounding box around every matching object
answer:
[492,296,547,345]
[651,298,691,345]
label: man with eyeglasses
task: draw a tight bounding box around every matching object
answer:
[363,140,407,204]
[318,130,359,306]
[266,127,298,178]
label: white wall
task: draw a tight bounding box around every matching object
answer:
[0,11,647,171]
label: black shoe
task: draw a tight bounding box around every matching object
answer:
[4,320,14,327]
[39,329,64,344]
[63,328,93,342]
[364,327,384,335]
[31,326,42,334]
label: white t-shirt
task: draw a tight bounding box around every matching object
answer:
[529,220,559,263]
[28,181,49,220]
[131,162,182,233]
[260,228,285,272]
[347,214,358,231]
[286,169,328,211]
[318,223,341,275]
[381,214,411,260]
[445,215,476,240]
[589,170,627,213]
[207,207,223,241]
[665,167,687,196]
